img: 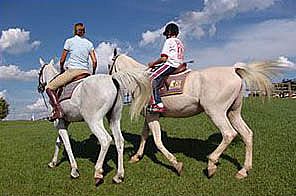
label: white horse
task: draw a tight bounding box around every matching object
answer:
[38,58,151,186]
[108,52,284,179]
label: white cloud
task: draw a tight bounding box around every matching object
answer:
[0,90,7,98]
[0,64,38,81]
[94,42,118,73]
[94,41,133,73]
[26,98,47,111]
[140,0,279,46]
[140,29,163,47]
[277,56,295,68]
[0,28,41,54]
[190,19,296,66]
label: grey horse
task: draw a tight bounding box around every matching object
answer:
[38,58,151,186]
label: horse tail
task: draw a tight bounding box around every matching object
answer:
[234,61,284,97]
[112,69,152,120]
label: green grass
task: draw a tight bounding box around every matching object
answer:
[0,98,295,196]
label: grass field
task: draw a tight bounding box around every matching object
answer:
[0,98,295,196]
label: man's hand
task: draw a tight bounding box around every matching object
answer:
[148,56,167,68]
[148,62,155,68]
[90,50,97,75]
[60,49,68,74]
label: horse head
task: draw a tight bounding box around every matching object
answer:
[37,57,59,93]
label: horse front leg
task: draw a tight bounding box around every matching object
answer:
[48,136,62,168]
[129,120,149,163]
[58,129,80,179]
[148,120,183,176]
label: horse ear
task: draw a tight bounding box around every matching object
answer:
[49,59,54,65]
[113,48,117,57]
[39,57,45,66]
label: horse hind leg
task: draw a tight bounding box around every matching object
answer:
[228,105,253,179]
[87,119,112,186]
[207,110,238,178]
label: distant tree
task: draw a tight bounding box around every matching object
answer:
[0,97,9,120]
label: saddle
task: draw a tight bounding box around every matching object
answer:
[57,73,90,102]
[159,64,191,97]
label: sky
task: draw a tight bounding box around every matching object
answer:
[0,0,295,120]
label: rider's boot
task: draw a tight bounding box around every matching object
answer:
[149,102,166,113]
[46,88,64,121]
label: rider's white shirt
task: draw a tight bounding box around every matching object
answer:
[161,37,184,68]
[64,35,94,70]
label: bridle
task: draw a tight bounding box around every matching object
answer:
[108,48,120,75]
[37,64,47,93]
[37,63,49,109]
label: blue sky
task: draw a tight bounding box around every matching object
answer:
[0,0,295,120]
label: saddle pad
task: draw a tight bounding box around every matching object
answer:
[59,80,82,102]
[159,70,191,97]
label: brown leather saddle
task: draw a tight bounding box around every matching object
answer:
[159,64,191,97]
[57,73,90,102]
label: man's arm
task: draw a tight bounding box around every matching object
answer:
[60,49,68,73]
[148,56,168,68]
[90,50,97,75]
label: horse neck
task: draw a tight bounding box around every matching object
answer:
[117,55,146,72]
[44,64,59,83]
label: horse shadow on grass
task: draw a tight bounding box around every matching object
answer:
[57,134,117,176]
[122,129,243,175]
[57,129,242,177]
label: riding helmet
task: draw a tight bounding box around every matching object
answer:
[163,23,179,36]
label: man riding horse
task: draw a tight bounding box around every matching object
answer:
[45,23,97,121]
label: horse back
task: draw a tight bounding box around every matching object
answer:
[198,67,243,109]
[60,75,119,122]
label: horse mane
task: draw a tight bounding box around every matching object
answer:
[117,54,146,70]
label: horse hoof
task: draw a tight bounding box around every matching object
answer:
[235,169,248,180]
[207,165,217,178]
[112,175,124,184]
[173,162,183,176]
[70,168,80,179]
[129,154,142,163]
[95,178,104,187]
[48,161,56,168]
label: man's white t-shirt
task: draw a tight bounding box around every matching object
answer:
[63,35,94,70]
[161,37,184,68]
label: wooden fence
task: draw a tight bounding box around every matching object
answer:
[272,82,296,98]
[246,82,296,98]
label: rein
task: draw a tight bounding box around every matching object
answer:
[38,64,47,93]
[37,64,49,110]
[108,54,120,75]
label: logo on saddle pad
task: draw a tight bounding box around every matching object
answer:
[159,70,190,97]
